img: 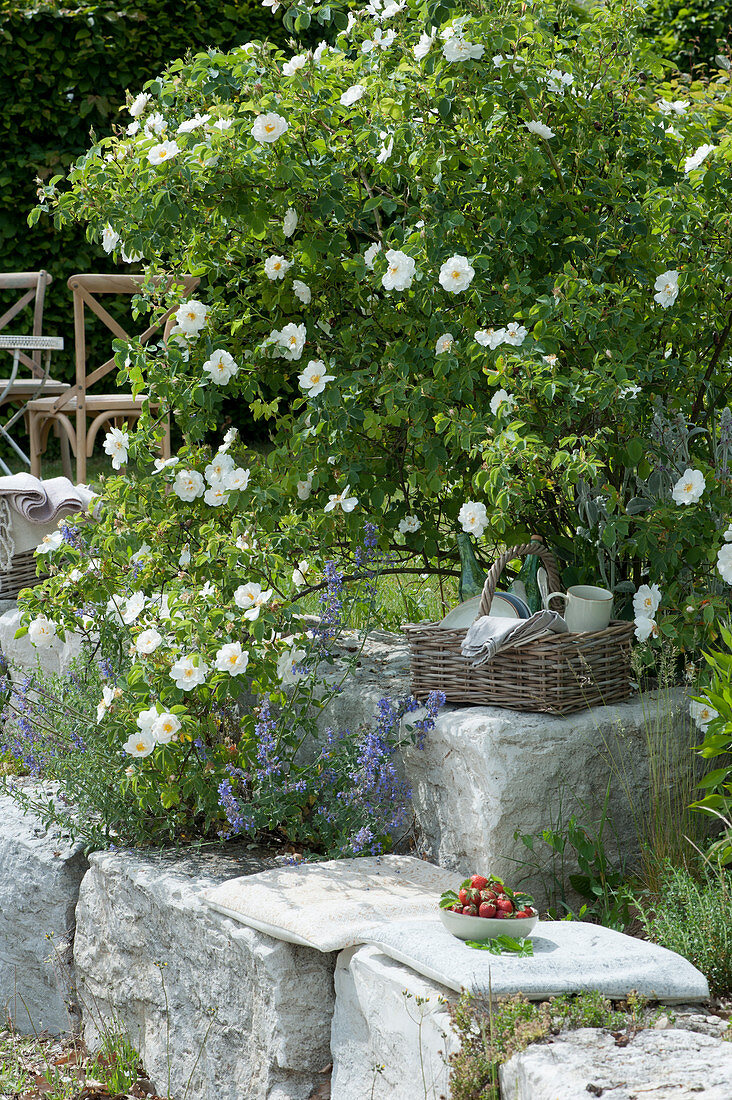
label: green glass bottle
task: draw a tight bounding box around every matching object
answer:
[457,531,487,602]
[512,549,542,613]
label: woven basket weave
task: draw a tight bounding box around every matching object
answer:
[0,549,47,599]
[403,541,634,716]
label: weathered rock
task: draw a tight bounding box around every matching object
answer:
[499,1026,732,1100]
[331,945,458,1100]
[73,848,337,1100]
[0,786,88,1034]
[0,607,85,681]
[399,688,691,903]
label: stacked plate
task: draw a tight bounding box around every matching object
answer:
[438,591,531,629]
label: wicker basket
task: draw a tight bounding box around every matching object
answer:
[0,549,48,599]
[403,540,634,716]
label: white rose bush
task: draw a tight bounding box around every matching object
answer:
[14,0,732,846]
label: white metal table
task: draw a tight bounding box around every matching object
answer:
[0,335,65,475]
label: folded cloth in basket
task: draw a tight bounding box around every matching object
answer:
[461,610,568,666]
[0,475,97,570]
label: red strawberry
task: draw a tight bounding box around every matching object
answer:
[480,889,497,902]
[492,882,506,895]
[458,888,469,905]
[470,875,489,891]
[494,910,505,918]
[467,888,482,906]
[462,905,478,916]
[496,898,513,913]
[450,904,463,913]
[478,902,497,918]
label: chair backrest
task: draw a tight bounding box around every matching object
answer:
[0,271,52,375]
[51,272,201,413]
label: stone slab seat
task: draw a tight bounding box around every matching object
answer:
[73,849,337,1100]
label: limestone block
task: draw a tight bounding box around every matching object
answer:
[0,787,88,1034]
[73,849,336,1100]
[331,945,458,1100]
[0,607,85,681]
[499,1027,732,1100]
[400,689,690,903]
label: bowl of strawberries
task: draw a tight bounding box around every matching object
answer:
[439,874,538,941]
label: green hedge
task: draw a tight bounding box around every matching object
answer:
[642,0,732,72]
[0,0,285,389]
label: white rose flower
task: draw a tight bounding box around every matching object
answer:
[298,359,335,397]
[224,467,251,491]
[262,0,281,12]
[122,591,146,625]
[205,453,235,485]
[277,645,308,686]
[362,27,394,51]
[297,475,313,500]
[547,68,574,92]
[717,543,732,584]
[325,485,358,513]
[684,143,714,173]
[458,500,488,536]
[490,389,517,416]
[435,333,454,354]
[398,515,421,534]
[179,544,191,568]
[283,53,307,76]
[689,699,719,733]
[102,426,129,470]
[203,349,239,385]
[234,581,273,620]
[175,299,208,334]
[169,654,208,691]
[382,249,416,291]
[439,255,475,293]
[136,707,158,734]
[292,559,309,586]
[653,270,679,308]
[413,31,435,60]
[177,113,210,133]
[36,530,64,555]
[120,246,143,264]
[28,615,57,648]
[214,642,250,676]
[126,120,140,136]
[293,279,311,305]
[619,383,641,398]
[147,140,179,165]
[634,617,658,642]
[376,136,394,163]
[264,254,292,281]
[123,729,156,757]
[657,98,688,115]
[96,685,118,723]
[283,207,298,236]
[153,713,181,744]
[204,485,230,507]
[723,523,732,542]
[504,322,528,346]
[633,584,662,619]
[135,628,163,655]
[251,112,288,144]
[525,119,555,140]
[273,322,307,360]
[671,468,705,505]
[102,225,120,254]
[340,84,365,107]
[172,469,205,501]
[364,242,382,269]
[130,91,151,117]
[442,37,484,62]
[212,117,233,131]
[475,327,506,349]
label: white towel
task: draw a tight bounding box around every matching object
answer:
[0,474,95,523]
[461,610,568,666]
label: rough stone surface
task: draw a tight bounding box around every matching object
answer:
[0,607,85,681]
[399,684,690,903]
[74,849,337,1100]
[0,786,88,1034]
[331,945,458,1100]
[499,1026,732,1100]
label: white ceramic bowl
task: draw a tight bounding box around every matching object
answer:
[439,907,538,942]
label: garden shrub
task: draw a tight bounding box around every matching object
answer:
[11,0,732,847]
[642,0,732,74]
[0,0,286,386]
[639,860,732,997]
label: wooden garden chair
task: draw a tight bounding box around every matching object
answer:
[0,271,72,476]
[27,273,200,483]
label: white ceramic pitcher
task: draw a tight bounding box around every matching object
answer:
[542,584,613,632]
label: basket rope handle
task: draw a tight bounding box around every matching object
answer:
[477,540,563,619]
